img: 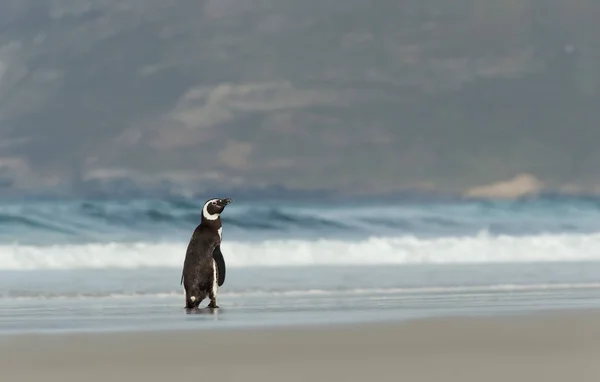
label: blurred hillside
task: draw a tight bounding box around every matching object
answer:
[0,0,599,198]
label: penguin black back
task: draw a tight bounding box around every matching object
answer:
[180,197,232,309]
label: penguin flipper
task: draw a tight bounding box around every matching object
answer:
[213,245,226,286]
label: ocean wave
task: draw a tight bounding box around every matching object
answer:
[3,197,600,245]
[1,232,600,270]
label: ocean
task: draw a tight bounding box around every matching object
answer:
[2,196,600,334]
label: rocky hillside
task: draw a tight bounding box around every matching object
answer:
[1,0,599,197]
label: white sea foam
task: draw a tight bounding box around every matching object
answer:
[1,231,600,270]
[4,283,600,301]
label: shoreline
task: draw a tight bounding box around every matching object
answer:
[2,308,598,382]
[3,280,600,336]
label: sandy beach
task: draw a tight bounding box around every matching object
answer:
[2,309,599,382]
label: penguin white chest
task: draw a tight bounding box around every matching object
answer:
[212,227,222,296]
[212,259,218,295]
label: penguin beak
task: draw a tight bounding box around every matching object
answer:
[217,198,233,207]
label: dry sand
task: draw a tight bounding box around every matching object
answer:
[1,310,599,382]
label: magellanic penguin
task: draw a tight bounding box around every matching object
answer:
[180,197,232,310]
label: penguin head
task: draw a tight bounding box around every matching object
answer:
[202,198,233,221]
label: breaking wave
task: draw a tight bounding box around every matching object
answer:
[1,231,600,270]
[2,196,600,271]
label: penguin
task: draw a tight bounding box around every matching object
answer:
[180,197,232,310]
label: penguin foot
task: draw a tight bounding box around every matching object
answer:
[207,302,220,309]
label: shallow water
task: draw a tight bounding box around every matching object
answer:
[2,263,600,334]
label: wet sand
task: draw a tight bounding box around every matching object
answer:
[1,310,599,382]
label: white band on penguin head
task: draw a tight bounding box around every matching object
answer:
[202,199,220,221]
